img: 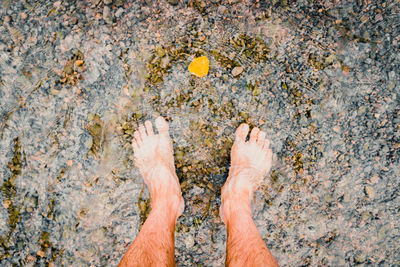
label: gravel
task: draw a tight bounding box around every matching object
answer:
[0,0,399,266]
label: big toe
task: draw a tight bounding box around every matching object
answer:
[235,123,249,142]
[155,116,169,136]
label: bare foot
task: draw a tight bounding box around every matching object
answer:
[220,123,272,223]
[132,116,184,217]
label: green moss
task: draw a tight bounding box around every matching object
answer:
[137,186,151,228]
[86,114,104,158]
[247,81,260,96]
[35,229,64,265]
[229,34,270,63]
[0,138,23,259]
[145,44,188,86]
[59,50,85,86]
[308,54,328,70]
[211,49,240,71]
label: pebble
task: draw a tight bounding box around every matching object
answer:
[37,250,46,257]
[231,66,243,76]
[160,55,170,69]
[103,6,112,23]
[156,46,166,57]
[53,1,62,8]
[115,8,124,18]
[167,0,179,5]
[70,17,78,25]
[75,60,84,67]
[333,125,341,133]
[184,234,195,248]
[365,186,375,199]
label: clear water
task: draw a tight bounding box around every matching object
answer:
[0,1,399,266]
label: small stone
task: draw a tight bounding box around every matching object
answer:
[156,46,166,57]
[365,186,375,199]
[375,13,383,21]
[184,234,195,248]
[64,65,73,75]
[75,60,84,67]
[37,250,46,257]
[333,125,340,133]
[218,5,227,14]
[26,255,36,262]
[85,138,93,149]
[20,13,27,19]
[3,199,10,209]
[343,193,350,202]
[167,0,179,5]
[160,56,170,69]
[370,176,379,184]
[355,253,366,263]
[388,81,395,90]
[325,54,336,64]
[232,66,243,77]
[115,0,125,6]
[50,88,60,95]
[103,6,112,23]
[53,1,62,8]
[115,8,124,18]
[358,106,366,115]
[103,0,112,4]
[70,17,78,25]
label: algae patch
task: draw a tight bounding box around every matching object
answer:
[86,114,105,158]
[0,137,24,259]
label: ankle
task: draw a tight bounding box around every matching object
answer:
[152,189,181,207]
[222,172,254,202]
[221,190,252,222]
[151,193,182,219]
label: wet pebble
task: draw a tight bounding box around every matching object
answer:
[231,66,243,76]
[365,186,375,199]
[103,6,112,23]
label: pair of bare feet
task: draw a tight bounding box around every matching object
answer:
[119,116,278,266]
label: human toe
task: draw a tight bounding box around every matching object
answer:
[235,123,249,142]
[139,124,147,138]
[257,131,266,147]
[249,127,260,143]
[263,138,271,151]
[145,120,154,135]
[155,116,169,136]
[132,140,139,152]
[134,130,142,144]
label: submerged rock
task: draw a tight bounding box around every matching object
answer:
[231,66,243,76]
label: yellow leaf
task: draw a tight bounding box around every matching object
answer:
[188,56,209,77]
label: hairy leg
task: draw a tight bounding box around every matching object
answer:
[119,117,184,267]
[221,123,278,267]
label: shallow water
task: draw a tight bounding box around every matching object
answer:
[0,0,399,266]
